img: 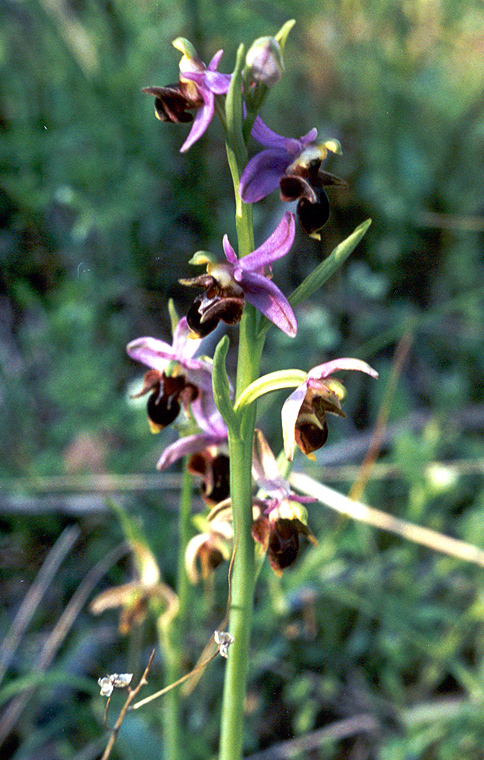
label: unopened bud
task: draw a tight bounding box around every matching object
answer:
[245,37,284,87]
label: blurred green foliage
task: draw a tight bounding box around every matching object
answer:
[2,0,484,758]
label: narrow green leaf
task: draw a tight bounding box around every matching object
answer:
[289,219,372,308]
[106,497,160,585]
[212,335,239,433]
[225,44,247,166]
[234,369,307,413]
[274,19,296,54]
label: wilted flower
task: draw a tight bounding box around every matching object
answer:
[251,430,317,576]
[240,118,346,238]
[180,211,297,338]
[98,673,133,698]
[185,500,233,583]
[214,630,235,658]
[244,36,284,87]
[142,38,231,153]
[90,541,178,633]
[127,316,214,433]
[281,358,379,461]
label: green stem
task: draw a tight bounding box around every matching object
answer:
[219,309,263,760]
[218,42,266,759]
[177,461,194,623]
[218,425,256,760]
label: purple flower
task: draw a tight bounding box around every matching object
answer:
[240,118,346,238]
[251,430,317,576]
[180,211,297,338]
[127,316,218,431]
[281,358,379,461]
[142,38,231,153]
[127,318,228,470]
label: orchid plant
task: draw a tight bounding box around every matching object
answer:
[107,20,379,760]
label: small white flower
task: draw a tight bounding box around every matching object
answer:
[98,672,133,697]
[214,630,234,658]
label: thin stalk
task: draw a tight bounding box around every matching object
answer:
[218,425,256,760]
[218,41,267,759]
[158,460,193,760]
[177,461,193,623]
[218,286,264,760]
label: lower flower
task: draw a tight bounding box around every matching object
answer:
[252,500,318,577]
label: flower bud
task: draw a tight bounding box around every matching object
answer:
[245,36,284,87]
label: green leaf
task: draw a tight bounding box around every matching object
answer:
[212,335,239,434]
[225,44,247,165]
[234,369,307,413]
[289,219,372,308]
[274,19,296,54]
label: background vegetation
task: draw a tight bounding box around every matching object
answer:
[1,0,484,758]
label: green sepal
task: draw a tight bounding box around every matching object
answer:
[234,369,308,413]
[188,250,217,265]
[168,298,179,335]
[226,44,246,165]
[274,19,296,54]
[289,219,372,309]
[172,37,198,61]
[212,335,240,434]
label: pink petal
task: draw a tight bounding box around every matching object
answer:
[238,212,295,271]
[180,91,214,152]
[126,336,175,370]
[222,235,238,264]
[157,432,218,470]
[172,317,202,360]
[307,358,379,381]
[203,69,231,94]
[250,116,289,149]
[239,149,292,203]
[241,271,297,337]
[207,49,224,71]
[281,382,308,461]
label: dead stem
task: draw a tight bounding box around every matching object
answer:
[350,329,413,503]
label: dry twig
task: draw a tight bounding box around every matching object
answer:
[100,650,155,760]
[0,542,128,749]
[0,524,80,685]
[290,473,484,568]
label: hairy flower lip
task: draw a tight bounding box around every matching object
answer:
[141,85,201,123]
